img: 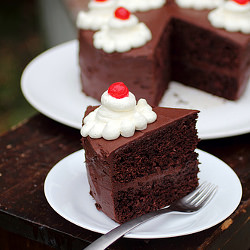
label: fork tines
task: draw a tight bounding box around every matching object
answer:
[186,182,218,208]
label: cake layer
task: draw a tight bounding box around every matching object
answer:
[114,161,199,223]
[172,60,244,100]
[111,115,198,183]
[170,17,250,99]
[85,144,198,192]
[88,156,199,223]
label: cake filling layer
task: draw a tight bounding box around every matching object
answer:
[114,162,199,223]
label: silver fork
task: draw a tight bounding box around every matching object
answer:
[84,182,217,250]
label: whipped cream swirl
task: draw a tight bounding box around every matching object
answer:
[81,87,157,140]
[175,0,224,10]
[93,10,152,53]
[208,0,250,34]
[117,0,166,12]
[76,0,117,30]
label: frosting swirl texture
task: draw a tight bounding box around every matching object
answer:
[76,0,117,30]
[208,0,250,34]
[93,7,152,53]
[81,82,157,140]
[117,0,166,12]
[175,0,224,10]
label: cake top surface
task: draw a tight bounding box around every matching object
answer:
[76,0,117,30]
[83,105,199,157]
[81,82,157,140]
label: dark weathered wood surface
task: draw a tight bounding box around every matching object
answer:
[0,114,249,249]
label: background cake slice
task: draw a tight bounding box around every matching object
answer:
[81,82,200,223]
[77,0,250,106]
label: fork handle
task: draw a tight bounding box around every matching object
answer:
[84,207,171,250]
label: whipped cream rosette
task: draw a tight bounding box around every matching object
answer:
[175,0,224,10]
[76,0,117,30]
[208,0,250,34]
[81,82,157,140]
[117,0,166,12]
[93,7,152,53]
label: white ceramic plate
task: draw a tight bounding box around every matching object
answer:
[21,40,250,139]
[44,149,242,239]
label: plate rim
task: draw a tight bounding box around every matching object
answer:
[21,39,250,139]
[21,40,80,129]
[44,148,242,239]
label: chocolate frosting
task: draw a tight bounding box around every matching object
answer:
[83,106,199,157]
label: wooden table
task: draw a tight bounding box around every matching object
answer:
[0,114,249,249]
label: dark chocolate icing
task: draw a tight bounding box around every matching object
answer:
[83,106,199,157]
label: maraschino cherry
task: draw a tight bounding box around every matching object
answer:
[95,0,108,2]
[232,0,249,4]
[108,82,129,99]
[114,7,130,20]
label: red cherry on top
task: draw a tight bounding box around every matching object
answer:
[232,0,249,4]
[114,7,130,20]
[95,0,108,2]
[108,82,129,99]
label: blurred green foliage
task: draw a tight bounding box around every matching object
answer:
[0,0,46,133]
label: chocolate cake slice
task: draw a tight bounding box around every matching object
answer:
[82,105,200,223]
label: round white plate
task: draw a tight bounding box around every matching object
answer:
[21,40,250,139]
[44,149,242,239]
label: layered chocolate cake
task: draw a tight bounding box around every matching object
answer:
[81,82,199,223]
[77,0,250,106]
